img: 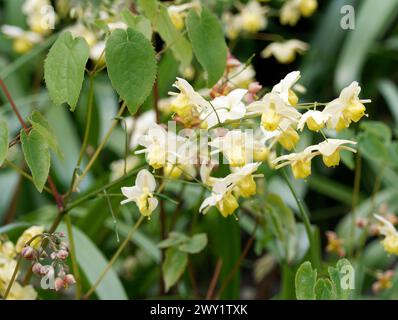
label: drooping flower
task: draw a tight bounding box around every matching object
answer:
[16,226,44,253]
[121,169,158,217]
[309,139,357,167]
[273,147,316,179]
[169,78,210,126]
[297,110,329,132]
[325,231,345,257]
[199,177,239,217]
[210,130,255,167]
[22,0,57,35]
[0,25,42,54]
[167,2,198,30]
[280,0,318,26]
[110,156,140,181]
[136,124,187,170]
[201,89,247,129]
[261,39,308,64]
[230,162,262,198]
[240,1,268,34]
[323,81,370,132]
[126,111,157,149]
[248,92,301,131]
[374,214,398,256]
[372,270,395,294]
[271,71,302,106]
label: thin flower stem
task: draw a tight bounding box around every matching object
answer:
[206,258,223,300]
[3,255,22,299]
[83,215,145,299]
[65,214,82,299]
[4,159,52,194]
[65,76,95,202]
[281,168,319,269]
[73,102,127,191]
[349,152,362,258]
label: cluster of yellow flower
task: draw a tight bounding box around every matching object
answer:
[120,62,370,219]
[0,226,43,300]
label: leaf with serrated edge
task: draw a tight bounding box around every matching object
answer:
[20,129,50,192]
[163,247,188,292]
[29,111,63,158]
[44,32,90,111]
[106,28,157,115]
[295,261,317,300]
[186,7,227,86]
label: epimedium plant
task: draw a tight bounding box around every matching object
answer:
[1,0,398,301]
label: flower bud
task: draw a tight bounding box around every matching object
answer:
[56,249,69,260]
[64,274,76,285]
[32,262,43,275]
[54,277,65,291]
[21,246,37,260]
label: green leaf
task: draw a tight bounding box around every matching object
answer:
[59,224,128,300]
[29,111,63,158]
[44,31,90,111]
[328,258,353,300]
[121,8,152,40]
[156,4,192,68]
[315,278,336,300]
[179,233,208,254]
[186,7,227,86]
[158,232,188,248]
[360,121,391,143]
[20,129,50,192]
[379,79,398,126]
[335,0,398,89]
[162,246,188,292]
[358,131,388,162]
[0,119,8,166]
[295,261,317,300]
[137,0,158,21]
[105,28,157,115]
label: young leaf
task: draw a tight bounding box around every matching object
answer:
[358,131,388,162]
[155,4,192,69]
[44,31,90,111]
[162,247,188,292]
[179,233,208,254]
[328,258,354,300]
[0,119,9,166]
[29,111,63,158]
[295,261,317,300]
[315,278,336,300]
[137,0,158,21]
[20,129,50,192]
[121,8,152,40]
[158,232,188,248]
[105,28,157,115]
[186,7,227,86]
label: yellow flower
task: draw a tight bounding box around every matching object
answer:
[311,139,357,168]
[261,40,308,64]
[1,25,42,54]
[16,226,44,253]
[273,148,316,180]
[240,1,268,34]
[231,162,262,198]
[374,214,398,256]
[121,169,158,217]
[278,126,300,151]
[248,92,301,132]
[323,81,370,131]
[0,241,16,260]
[272,71,302,106]
[298,110,328,132]
[167,3,198,30]
[216,191,239,217]
[299,0,318,17]
[1,282,37,300]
